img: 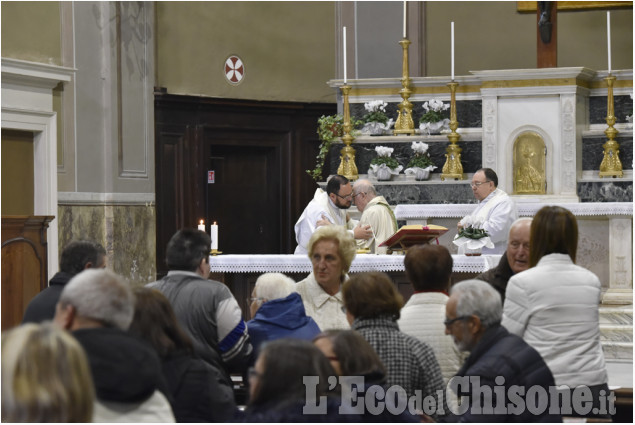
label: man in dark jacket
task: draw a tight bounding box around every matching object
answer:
[54,269,174,421]
[476,218,531,302]
[443,279,560,422]
[147,228,252,377]
[23,240,106,323]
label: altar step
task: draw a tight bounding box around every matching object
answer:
[600,305,633,361]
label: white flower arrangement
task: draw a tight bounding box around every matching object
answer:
[419,99,450,135]
[364,100,388,114]
[411,141,429,155]
[368,145,402,180]
[374,146,394,157]
[361,100,392,135]
[404,141,436,180]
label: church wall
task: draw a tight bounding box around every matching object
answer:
[1,2,157,284]
[58,204,156,287]
[155,1,336,103]
[0,1,62,65]
[426,2,633,76]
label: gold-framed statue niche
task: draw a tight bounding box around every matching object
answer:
[513,131,546,195]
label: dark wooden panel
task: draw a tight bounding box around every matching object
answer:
[1,216,53,330]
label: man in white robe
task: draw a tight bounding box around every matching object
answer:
[294,175,372,254]
[352,179,398,254]
[458,168,517,255]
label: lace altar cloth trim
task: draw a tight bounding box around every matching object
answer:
[209,254,501,274]
[395,202,633,219]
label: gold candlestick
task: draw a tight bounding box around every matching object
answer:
[337,84,358,181]
[393,38,415,135]
[599,75,623,178]
[440,82,464,180]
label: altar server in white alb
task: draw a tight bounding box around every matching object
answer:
[352,179,398,254]
[458,168,517,255]
[294,175,372,255]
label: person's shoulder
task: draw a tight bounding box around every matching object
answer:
[402,331,435,355]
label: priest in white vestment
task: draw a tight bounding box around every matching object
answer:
[294,175,372,255]
[352,179,398,254]
[458,168,517,255]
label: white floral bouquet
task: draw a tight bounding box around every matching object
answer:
[404,141,437,180]
[369,145,402,179]
[419,99,450,135]
[361,100,393,135]
[453,216,494,251]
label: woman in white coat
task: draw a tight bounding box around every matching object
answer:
[502,206,610,418]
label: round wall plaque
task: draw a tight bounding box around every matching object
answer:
[224,55,244,85]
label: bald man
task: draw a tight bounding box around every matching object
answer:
[352,179,398,254]
[476,217,531,302]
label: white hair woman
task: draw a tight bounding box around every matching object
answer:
[295,225,356,330]
[247,273,320,358]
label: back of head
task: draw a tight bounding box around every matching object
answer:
[449,279,502,329]
[326,174,349,195]
[353,179,376,196]
[342,272,403,320]
[529,206,578,267]
[307,225,357,274]
[59,269,134,330]
[128,288,193,358]
[250,338,336,408]
[60,240,106,275]
[315,330,386,378]
[1,322,95,422]
[404,244,453,291]
[253,273,296,301]
[165,228,211,272]
[478,167,499,187]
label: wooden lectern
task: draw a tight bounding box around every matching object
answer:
[379,224,448,253]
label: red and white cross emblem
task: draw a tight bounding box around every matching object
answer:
[224,56,244,84]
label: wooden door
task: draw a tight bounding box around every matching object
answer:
[206,142,281,254]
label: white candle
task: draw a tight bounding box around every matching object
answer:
[403,1,407,39]
[607,11,612,74]
[211,221,219,251]
[451,21,455,81]
[197,219,205,232]
[343,26,347,84]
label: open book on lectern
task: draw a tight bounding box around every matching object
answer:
[378,224,449,252]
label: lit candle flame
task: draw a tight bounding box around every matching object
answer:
[199,219,204,225]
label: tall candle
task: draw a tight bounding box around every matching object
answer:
[211,221,219,251]
[403,1,407,39]
[607,11,612,74]
[343,26,347,84]
[197,219,205,232]
[451,22,455,81]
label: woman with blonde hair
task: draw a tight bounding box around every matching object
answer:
[1,322,94,422]
[295,225,357,330]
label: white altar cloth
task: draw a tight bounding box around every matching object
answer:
[395,202,633,220]
[209,254,501,274]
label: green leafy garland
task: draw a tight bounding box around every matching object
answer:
[307,114,362,181]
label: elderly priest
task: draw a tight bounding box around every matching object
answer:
[458,168,517,255]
